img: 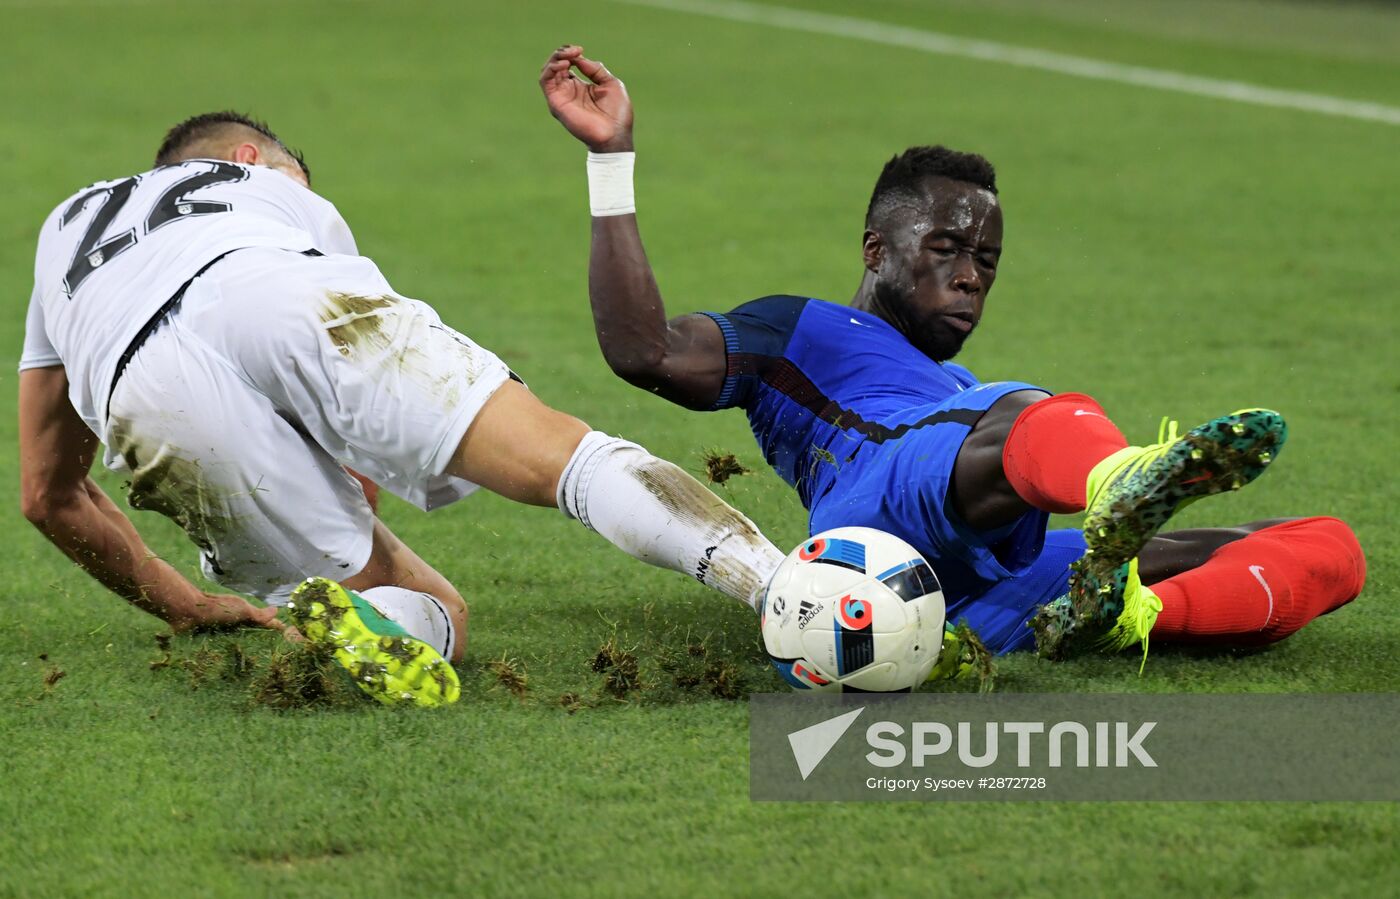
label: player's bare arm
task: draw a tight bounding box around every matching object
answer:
[541,46,727,410]
[18,366,283,634]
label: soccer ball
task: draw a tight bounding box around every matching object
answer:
[760,527,945,693]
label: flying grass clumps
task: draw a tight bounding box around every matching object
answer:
[700,449,751,485]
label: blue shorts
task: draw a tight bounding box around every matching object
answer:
[808,380,1082,654]
[949,529,1086,653]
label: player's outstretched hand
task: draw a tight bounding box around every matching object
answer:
[541,45,634,152]
[171,593,290,635]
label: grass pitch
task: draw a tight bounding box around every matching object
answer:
[2,0,1397,895]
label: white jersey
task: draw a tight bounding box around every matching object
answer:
[21,159,358,436]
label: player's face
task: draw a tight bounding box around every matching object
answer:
[868,178,1002,362]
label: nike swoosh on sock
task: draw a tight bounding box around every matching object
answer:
[1248,565,1275,629]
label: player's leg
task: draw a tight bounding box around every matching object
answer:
[948,389,1050,532]
[342,518,467,662]
[194,249,783,609]
[444,379,784,605]
[986,393,1285,657]
[1144,517,1365,646]
[983,519,1362,655]
[959,392,1283,532]
[1031,519,1364,654]
[1137,519,1297,583]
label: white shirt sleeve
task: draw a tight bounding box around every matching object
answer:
[18,283,62,371]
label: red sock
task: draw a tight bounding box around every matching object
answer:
[1002,393,1129,513]
[1150,517,1365,646]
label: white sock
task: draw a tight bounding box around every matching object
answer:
[557,431,784,609]
[359,586,457,658]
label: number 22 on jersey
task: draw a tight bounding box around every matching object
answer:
[60,161,247,296]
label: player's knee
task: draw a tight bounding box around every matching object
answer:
[513,430,600,508]
[960,389,1050,465]
[448,382,591,506]
[981,389,1052,436]
[952,391,1050,530]
[493,463,562,508]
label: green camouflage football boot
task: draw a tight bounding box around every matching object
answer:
[287,577,460,707]
[1033,559,1163,671]
[1032,409,1286,662]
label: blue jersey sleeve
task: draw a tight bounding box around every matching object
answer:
[698,295,809,410]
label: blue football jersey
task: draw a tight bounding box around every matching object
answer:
[701,296,980,507]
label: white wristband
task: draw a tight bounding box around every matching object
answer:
[587,151,636,217]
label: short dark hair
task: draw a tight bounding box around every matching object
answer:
[865,145,997,228]
[154,111,310,182]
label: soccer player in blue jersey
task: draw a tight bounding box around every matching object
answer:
[541,47,1365,668]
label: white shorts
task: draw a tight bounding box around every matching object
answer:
[105,247,511,600]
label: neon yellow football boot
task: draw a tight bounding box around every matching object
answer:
[1091,558,1163,670]
[288,577,460,707]
[1033,409,1286,661]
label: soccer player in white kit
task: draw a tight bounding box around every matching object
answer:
[19,112,784,706]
